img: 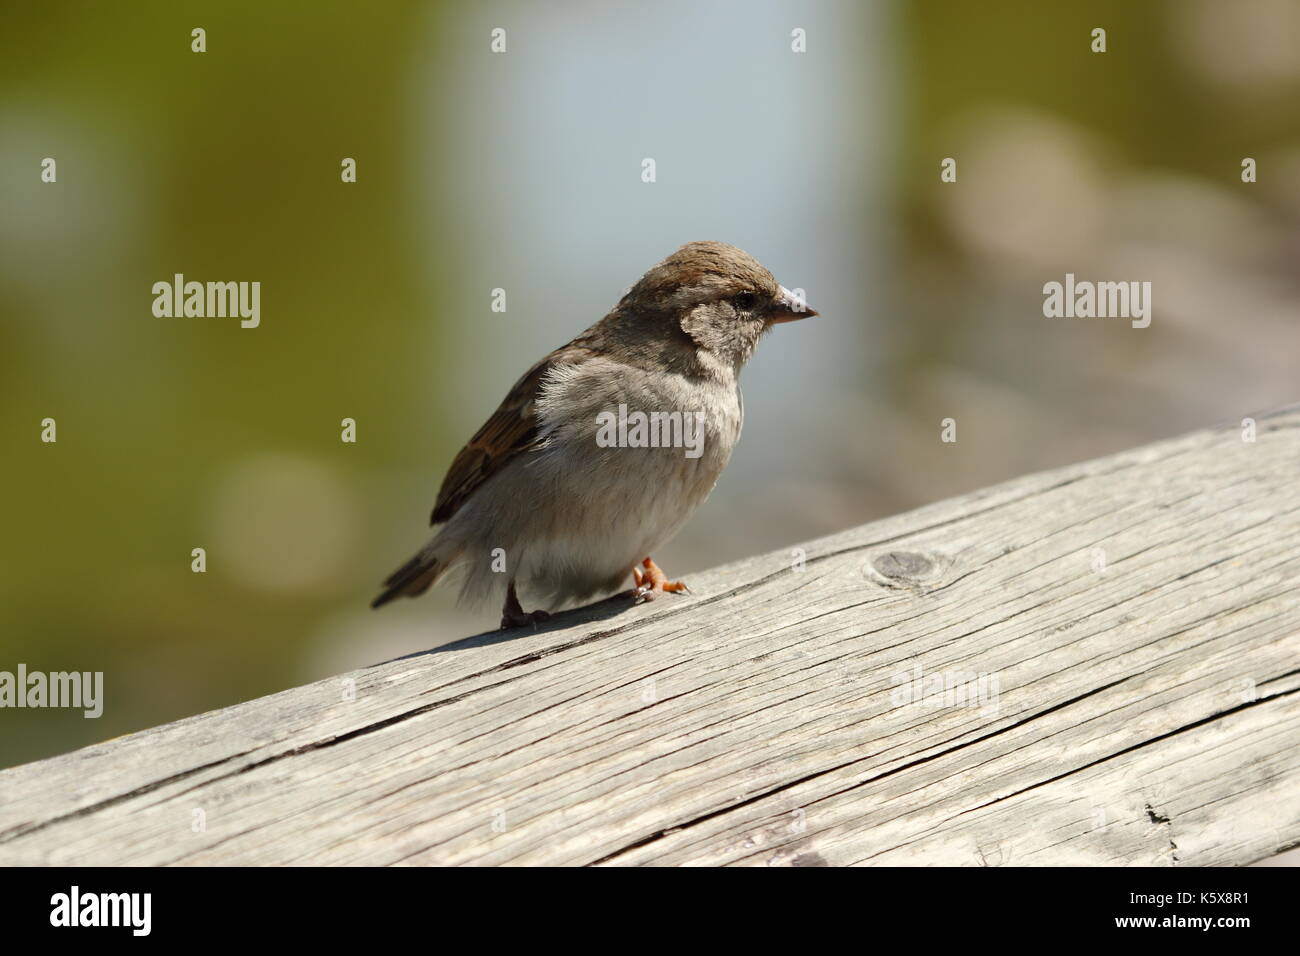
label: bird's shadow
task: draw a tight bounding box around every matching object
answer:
[389,590,643,661]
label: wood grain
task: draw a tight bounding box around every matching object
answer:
[2,407,1298,866]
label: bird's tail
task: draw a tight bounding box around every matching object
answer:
[370,545,455,609]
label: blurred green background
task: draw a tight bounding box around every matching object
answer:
[3,0,1298,768]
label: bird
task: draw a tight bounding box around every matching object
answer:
[371,241,817,629]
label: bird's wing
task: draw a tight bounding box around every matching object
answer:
[430,341,598,525]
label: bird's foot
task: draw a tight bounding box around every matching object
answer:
[631,557,690,603]
[501,581,550,630]
[500,607,550,630]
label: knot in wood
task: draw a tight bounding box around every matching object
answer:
[866,550,947,589]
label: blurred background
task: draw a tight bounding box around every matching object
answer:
[2,0,1298,769]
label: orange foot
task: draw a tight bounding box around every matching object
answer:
[631,557,691,604]
[500,581,551,630]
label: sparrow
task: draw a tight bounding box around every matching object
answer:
[371,241,817,628]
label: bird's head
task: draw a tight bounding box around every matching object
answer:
[618,241,817,369]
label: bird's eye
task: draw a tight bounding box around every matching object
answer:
[733,291,757,311]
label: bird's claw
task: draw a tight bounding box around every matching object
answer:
[500,581,550,630]
[500,607,550,630]
[631,557,689,604]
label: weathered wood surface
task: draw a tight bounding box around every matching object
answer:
[2,407,1299,866]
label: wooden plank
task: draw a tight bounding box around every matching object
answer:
[1,406,1298,866]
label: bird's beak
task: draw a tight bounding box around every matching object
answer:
[768,285,818,323]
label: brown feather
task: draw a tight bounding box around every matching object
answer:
[430,342,602,525]
[370,553,439,608]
